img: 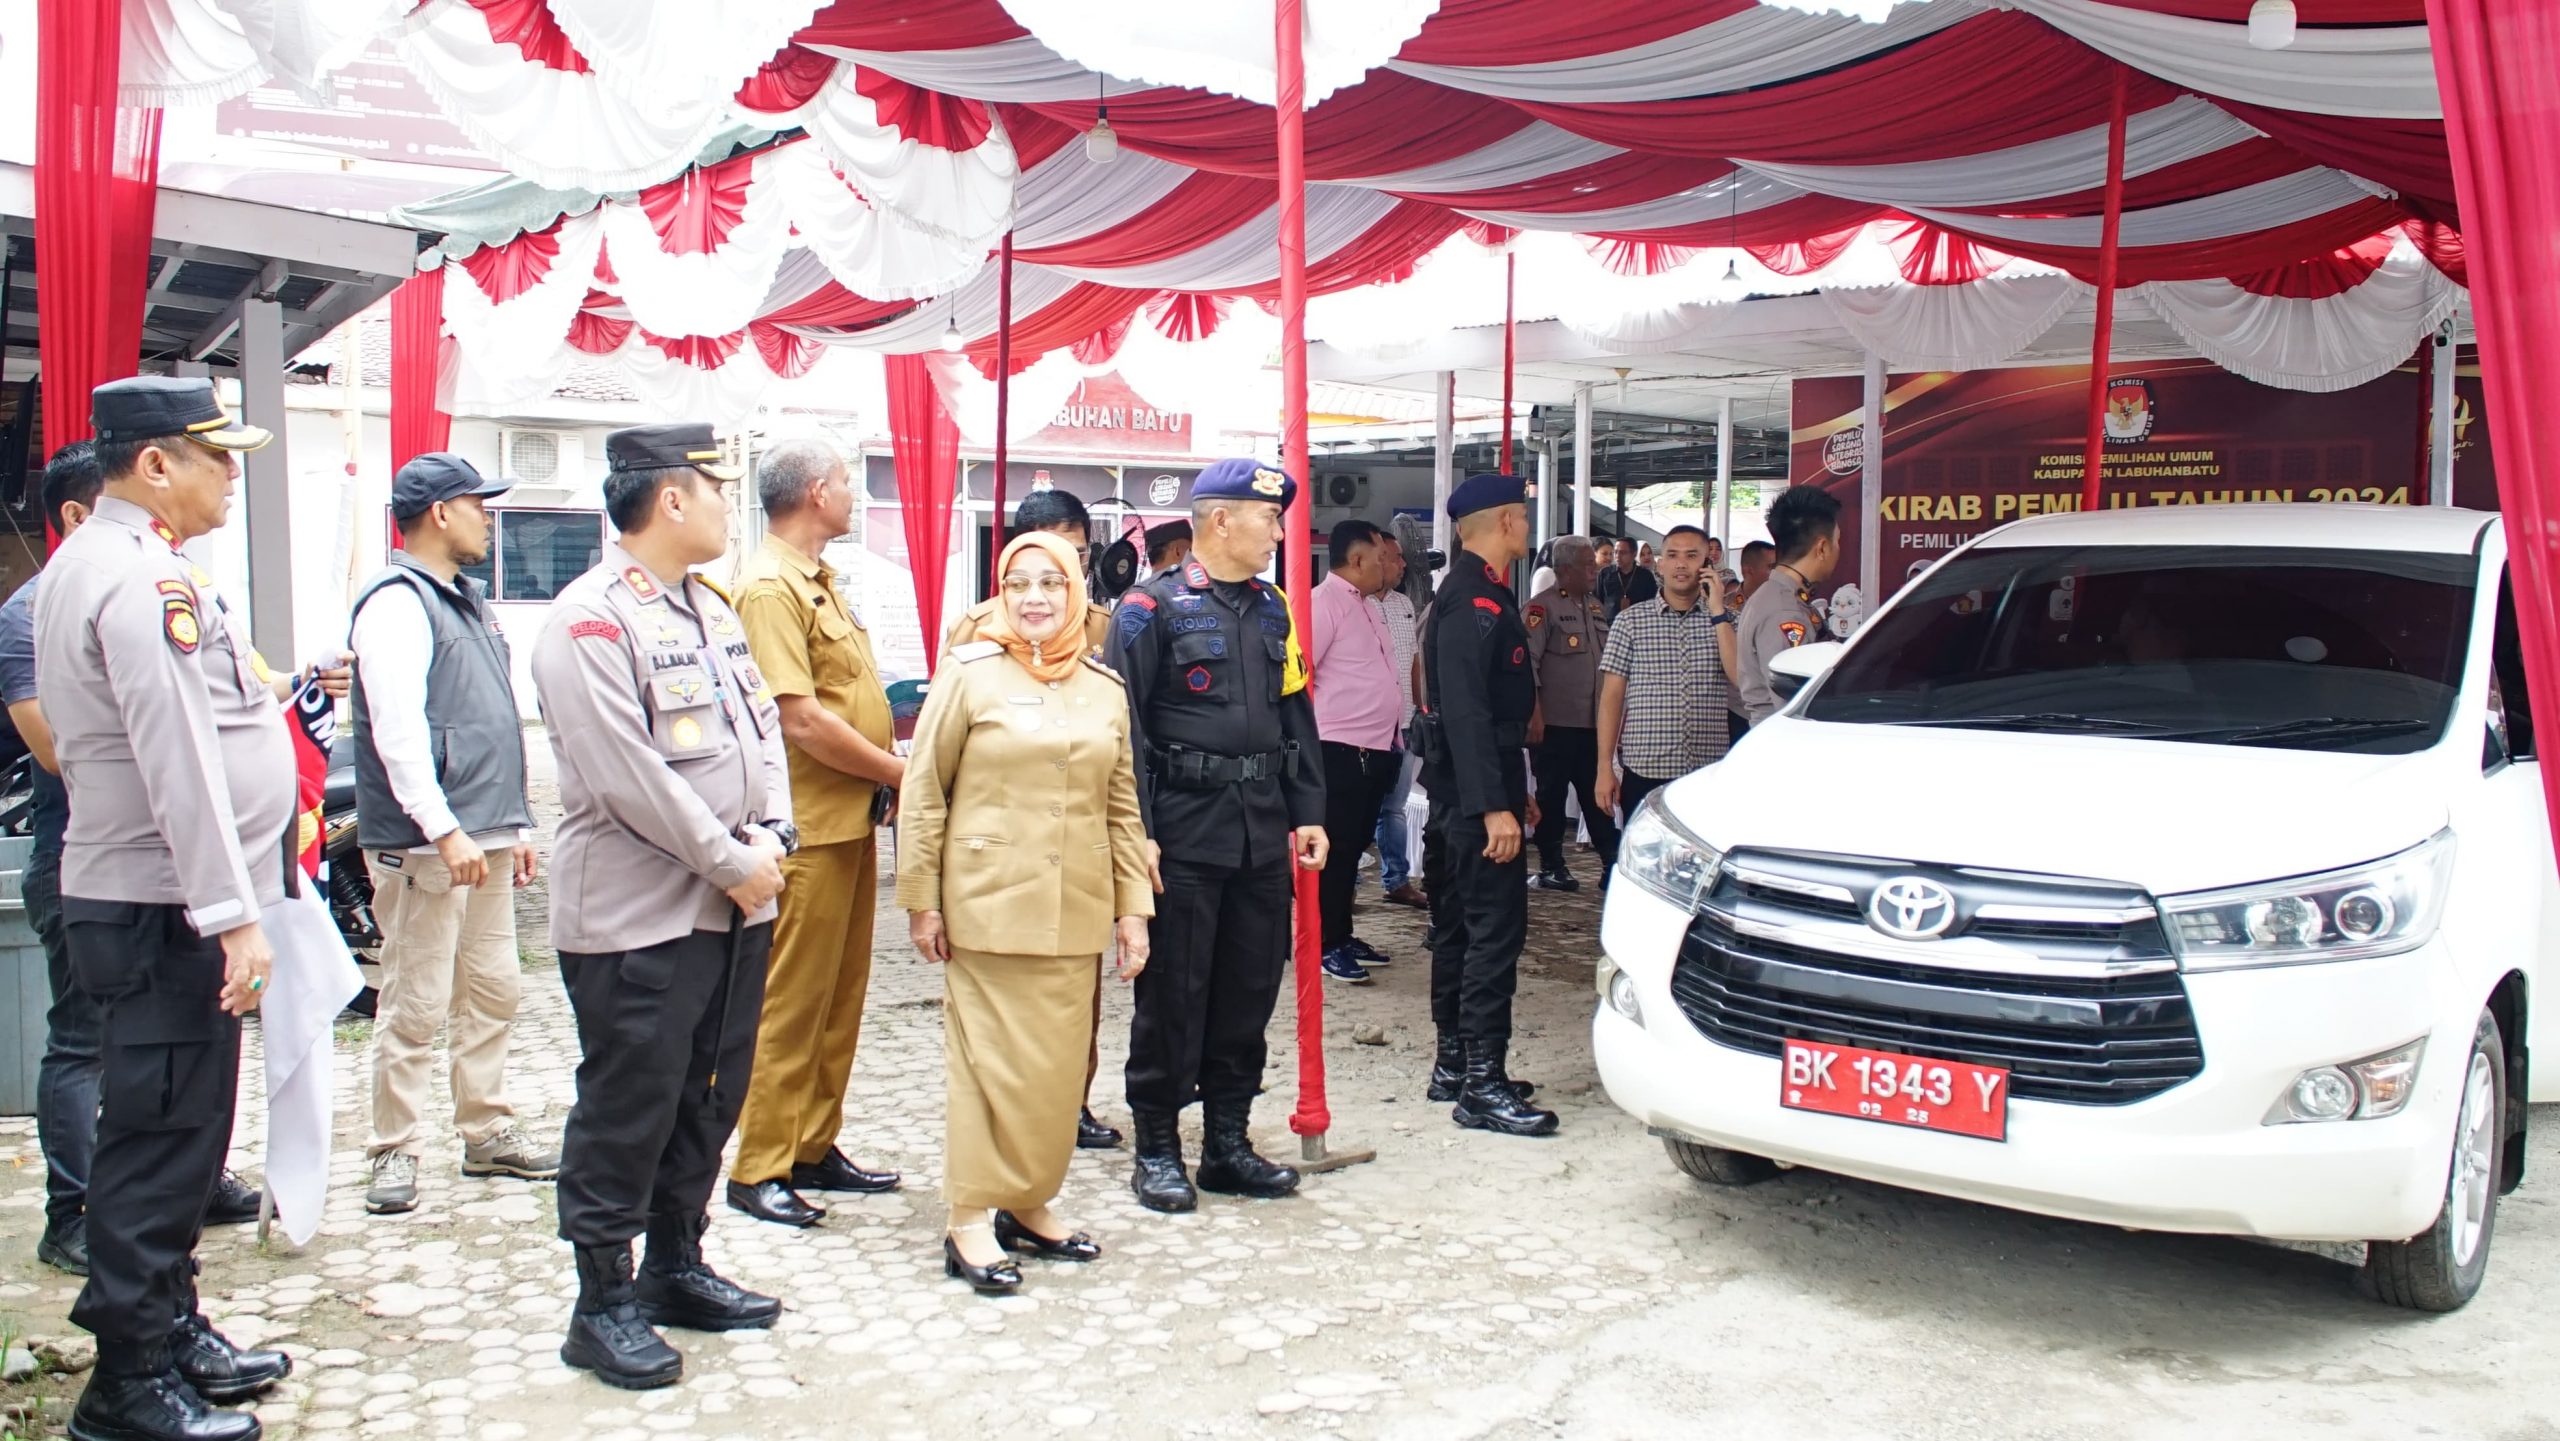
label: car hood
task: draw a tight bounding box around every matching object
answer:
[1671,717,2453,897]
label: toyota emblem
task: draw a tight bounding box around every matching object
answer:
[1868,877,1957,941]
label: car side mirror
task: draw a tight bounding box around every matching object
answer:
[1767,640,1847,701]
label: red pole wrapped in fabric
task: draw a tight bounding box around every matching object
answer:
[1276,0,1332,1148]
[2426,0,2560,862]
[886,353,963,673]
[390,268,452,474]
[2080,69,2129,512]
[35,0,161,544]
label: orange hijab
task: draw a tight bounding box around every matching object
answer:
[980,530,1091,686]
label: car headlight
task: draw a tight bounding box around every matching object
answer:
[2265,1038,2427,1124]
[2162,831,2454,972]
[1617,788,1723,913]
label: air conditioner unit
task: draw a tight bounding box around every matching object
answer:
[1319,473,1367,509]
[501,428,571,487]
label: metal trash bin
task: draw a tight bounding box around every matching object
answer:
[0,836,42,1115]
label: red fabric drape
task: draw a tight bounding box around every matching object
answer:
[852,67,995,150]
[1750,228,1862,276]
[1887,222,2002,286]
[2230,233,2398,300]
[637,153,755,256]
[734,47,838,114]
[1013,171,1272,268]
[35,0,160,482]
[2426,0,2560,862]
[456,224,564,302]
[465,0,592,71]
[1398,0,1750,65]
[749,322,825,378]
[1025,71,1528,181]
[885,353,961,674]
[1146,291,1230,342]
[1584,238,1697,277]
[390,268,452,472]
[2402,217,2467,286]
[797,0,1026,51]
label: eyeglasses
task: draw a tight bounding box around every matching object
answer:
[1002,574,1071,596]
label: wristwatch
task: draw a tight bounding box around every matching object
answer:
[753,820,801,856]
[1708,611,1736,626]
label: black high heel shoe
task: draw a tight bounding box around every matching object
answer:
[943,1234,1024,1295]
[994,1210,1102,1263]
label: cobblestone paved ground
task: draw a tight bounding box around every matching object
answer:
[0,732,2555,1439]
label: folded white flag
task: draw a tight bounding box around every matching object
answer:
[260,886,362,1246]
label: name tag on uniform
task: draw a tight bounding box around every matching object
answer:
[1007,696,1045,705]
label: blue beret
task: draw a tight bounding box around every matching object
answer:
[1448,471,1525,521]
[1191,457,1296,508]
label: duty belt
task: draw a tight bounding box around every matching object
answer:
[1151,744,1293,789]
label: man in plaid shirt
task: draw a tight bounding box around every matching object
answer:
[1595,526,1743,832]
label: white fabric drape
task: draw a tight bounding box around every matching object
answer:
[779,67,1019,247]
[996,0,1442,107]
[396,0,729,192]
[1339,124,1626,194]
[545,0,826,110]
[1461,168,1813,236]
[1822,272,2089,370]
[1010,144,1197,250]
[924,349,1091,446]
[771,146,990,303]
[440,213,607,383]
[2140,245,2463,393]
[1033,186,1402,289]
[120,0,401,106]
[1742,97,2262,211]
[1905,169,2380,250]
[1390,0,1984,104]
[2007,0,2441,120]
[812,38,1156,104]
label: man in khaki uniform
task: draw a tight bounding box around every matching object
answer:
[1522,535,1615,892]
[531,424,793,1392]
[39,378,295,1441]
[942,486,1118,1149]
[1736,489,1842,726]
[726,441,906,1229]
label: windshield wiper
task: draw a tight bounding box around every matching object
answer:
[1889,713,2174,734]
[2181,716,2432,747]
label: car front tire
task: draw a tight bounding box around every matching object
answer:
[2365,1009,2504,1313]
[1663,1136,1781,1187]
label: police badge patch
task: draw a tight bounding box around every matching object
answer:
[158,580,200,654]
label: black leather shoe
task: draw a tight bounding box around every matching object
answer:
[173,1314,291,1403]
[1427,1031,1535,1104]
[69,1365,260,1441]
[637,1214,780,1332]
[1193,1102,1300,1199]
[942,1235,1023,1296]
[789,1150,900,1194]
[1452,1037,1560,1137]
[994,1210,1100,1262]
[1076,1108,1122,1150]
[204,1171,261,1227]
[38,1218,90,1277]
[1128,1110,1196,1214]
[561,1244,683,1390]
[725,1178,825,1227]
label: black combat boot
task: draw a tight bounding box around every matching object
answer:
[1428,1030,1536,1104]
[637,1214,781,1332]
[69,1340,259,1441]
[561,1243,684,1390]
[1192,1101,1301,1199]
[1128,1110,1197,1214]
[172,1315,291,1404]
[1452,1037,1561,1137]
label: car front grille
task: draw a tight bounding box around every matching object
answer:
[1671,851,2205,1106]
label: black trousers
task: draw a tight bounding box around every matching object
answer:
[61,899,240,1357]
[555,922,773,1248]
[1618,769,1673,827]
[1422,776,1528,1042]
[1318,742,1400,949]
[1125,854,1291,1114]
[27,852,103,1229]
[1531,726,1619,874]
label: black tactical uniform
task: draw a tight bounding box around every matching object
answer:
[1418,474,1559,1136]
[1106,459,1325,1213]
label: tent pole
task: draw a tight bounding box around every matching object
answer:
[1860,348,1884,604]
[2080,68,2129,512]
[1714,395,1734,545]
[1275,0,1362,1171]
[990,229,1014,591]
[1572,383,1593,536]
[1433,371,1455,557]
[1500,249,1517,474]
[2431,319,2458,506]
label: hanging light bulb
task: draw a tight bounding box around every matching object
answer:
[939,312,966,353]
[1718,256,1746,296]
[1087,74,1119,163]
[2247,0,2297,49]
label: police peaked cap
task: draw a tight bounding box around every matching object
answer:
[605,423,745,483]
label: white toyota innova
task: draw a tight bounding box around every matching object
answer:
[1593,504,2553,1310]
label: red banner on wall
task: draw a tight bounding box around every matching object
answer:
[1790,356,2496,604]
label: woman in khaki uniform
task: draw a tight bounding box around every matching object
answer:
[898,532,1153,1295]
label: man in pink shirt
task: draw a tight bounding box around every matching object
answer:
[1310,520,1406,984]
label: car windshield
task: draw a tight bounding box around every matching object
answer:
[1798,543,2478,754]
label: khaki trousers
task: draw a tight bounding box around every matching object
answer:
[733,836,879,1183]
[366,849,522,1155]
[943,947,1092,1211]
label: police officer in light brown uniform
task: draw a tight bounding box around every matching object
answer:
[1521,535,1616,891]
[39,377,295,1441]
[531,423,793,1392]
[941,485,1120,1150]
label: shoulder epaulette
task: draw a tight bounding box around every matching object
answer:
[952,640,1004,662]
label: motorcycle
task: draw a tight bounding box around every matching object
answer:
[322,747,384,1017]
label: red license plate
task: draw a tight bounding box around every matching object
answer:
[1779,1040,2009,1142]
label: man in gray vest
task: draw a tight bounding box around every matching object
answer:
[348,453,555,1216]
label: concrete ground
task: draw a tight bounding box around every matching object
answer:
[0,730,2554,1440]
